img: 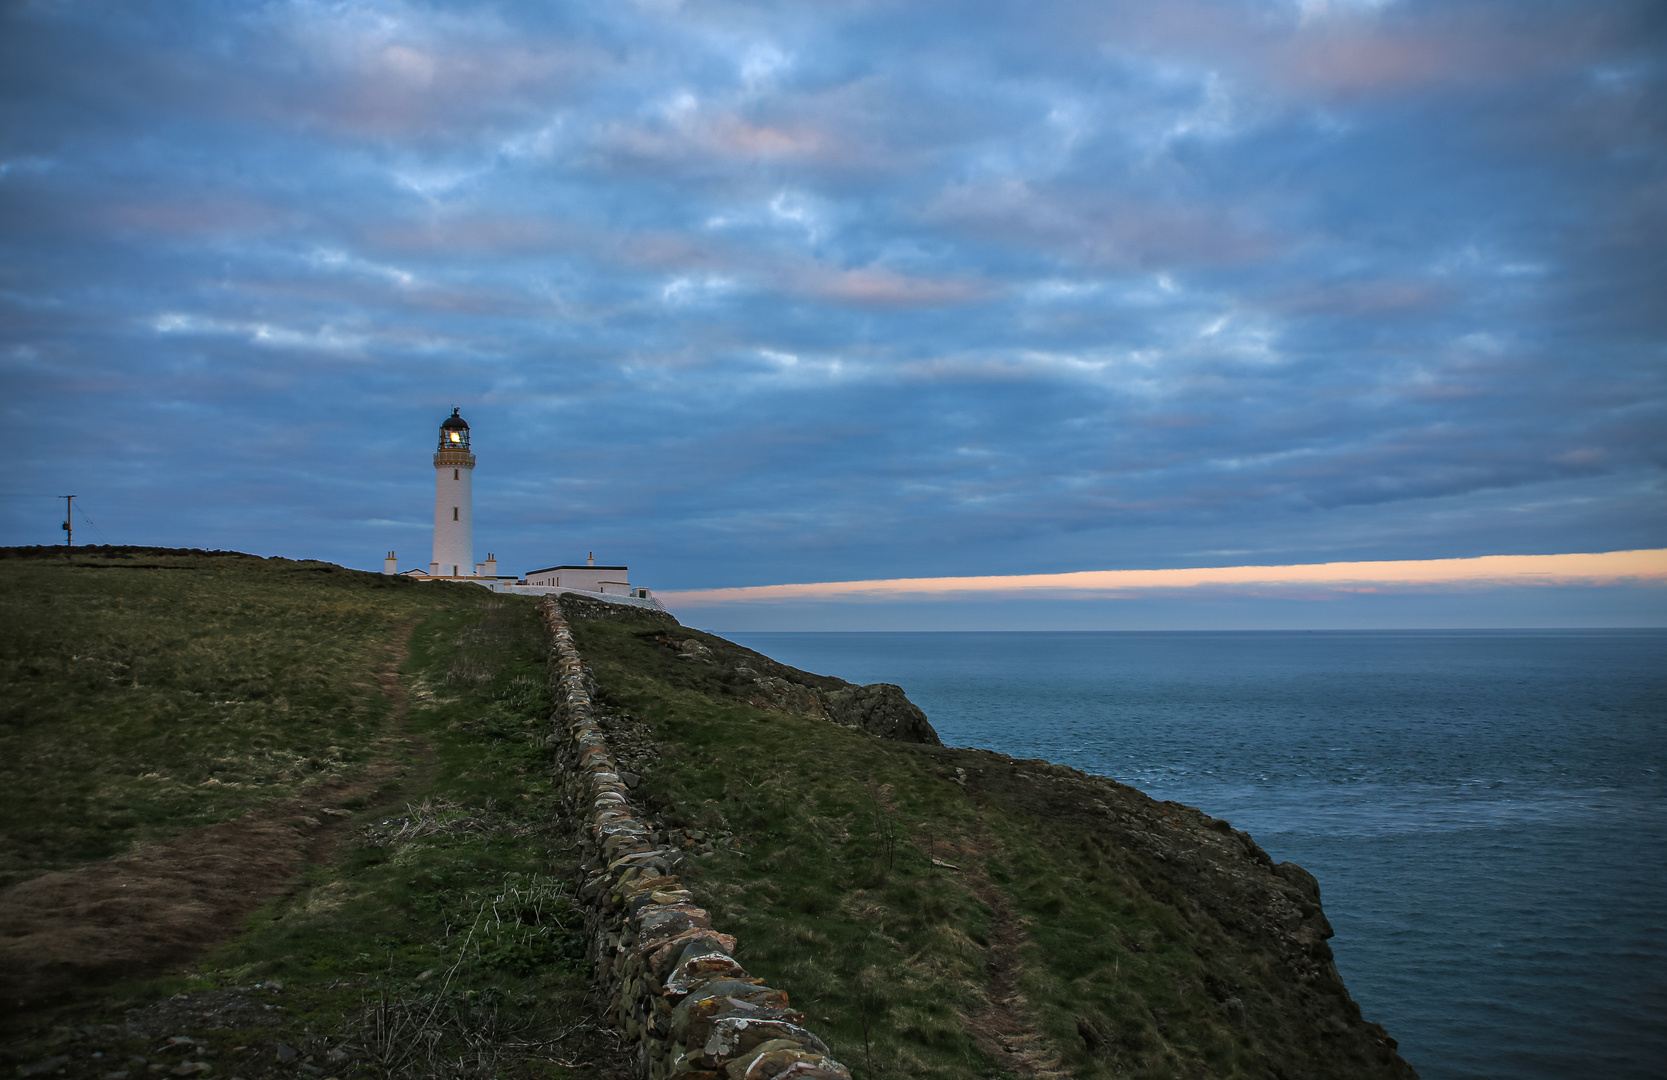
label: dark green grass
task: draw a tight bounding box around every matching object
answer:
[0,548,470,882]
[210,599,566,983]
[2,551,1396,1080]
[180,599,598,1078]
[1,551,611,1078]
[570,612,1400,1080]
[574,617,1000,1078]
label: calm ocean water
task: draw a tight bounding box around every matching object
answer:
[725,630,1667,1080]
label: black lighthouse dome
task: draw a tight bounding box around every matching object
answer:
[438,408,471,451]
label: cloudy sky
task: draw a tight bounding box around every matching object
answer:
[3,0,1663,627]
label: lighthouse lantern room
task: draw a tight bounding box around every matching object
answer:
[431,408,475,577]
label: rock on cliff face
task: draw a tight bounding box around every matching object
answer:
[718,653,943,745]
[821,682,939,743]
[709,644,943,745]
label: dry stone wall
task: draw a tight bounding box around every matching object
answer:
[541,597,852,1080]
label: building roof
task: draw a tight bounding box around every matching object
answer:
[440,408,469,430]
[526,565,627,575]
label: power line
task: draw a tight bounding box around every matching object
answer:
[76,503,111,545]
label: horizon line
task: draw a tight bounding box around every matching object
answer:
[658,549,1667,605]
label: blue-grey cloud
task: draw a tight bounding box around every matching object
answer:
[2,0,1662,612]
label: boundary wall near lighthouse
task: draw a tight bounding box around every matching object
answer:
[540,597,851,1080]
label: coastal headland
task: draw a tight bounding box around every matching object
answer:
[1,547,1415,1079]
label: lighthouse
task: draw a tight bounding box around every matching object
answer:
[431,408,475,578]
[381,408,648,602]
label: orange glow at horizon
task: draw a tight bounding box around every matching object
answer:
[660,549,1667,606]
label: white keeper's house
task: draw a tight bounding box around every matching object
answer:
[382,409,661,609]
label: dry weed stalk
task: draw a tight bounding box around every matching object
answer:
[360,798,548,847]
[350,990,593,1079]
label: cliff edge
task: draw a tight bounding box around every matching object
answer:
[560,596,1416,1079]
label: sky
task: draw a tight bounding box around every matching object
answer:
[2,0,1663,629]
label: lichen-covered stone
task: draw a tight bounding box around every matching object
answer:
[759,1060,851,1080]
[732,1047,851,1080]
[724,1041,811,1079]
[648,929,741,977]
[672,993,801,1051]
[704,1017,829,1061]
[666,950,750,995]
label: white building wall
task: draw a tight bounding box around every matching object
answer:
[432,459,474,577]
[525,567,629,592]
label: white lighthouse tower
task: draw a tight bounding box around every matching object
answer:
[431,408,475,578]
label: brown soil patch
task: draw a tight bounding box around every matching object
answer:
[925,825,1068,1079]
[0,622,427,1021]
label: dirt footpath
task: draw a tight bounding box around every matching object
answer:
[0,624,424,1021]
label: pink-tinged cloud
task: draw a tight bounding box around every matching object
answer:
[365,217,983,307]
[801,266,989,307]
[1265,278,1453,318]
[245,5,600,140]
[661,550,1667,606]
[924,179,1277,271]
[104,197,293,237]
[594,111,838,170]
[368,216,583,254]
[1070,2,1636,103]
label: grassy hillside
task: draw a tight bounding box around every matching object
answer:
[1,548,1412,1080]
[0,547,436,880]
[0,548,615,1079]
[564,601,1415,1080]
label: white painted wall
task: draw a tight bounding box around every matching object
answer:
[525,566,629,592]
[432,454,474,576]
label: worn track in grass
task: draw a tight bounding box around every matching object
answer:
[0,620,426,1020]
[933,825,1068,1080]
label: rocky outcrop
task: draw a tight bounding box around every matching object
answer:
[821,682,938,743]
[628,621,942,746]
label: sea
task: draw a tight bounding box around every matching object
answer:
[725,629,1667,1080]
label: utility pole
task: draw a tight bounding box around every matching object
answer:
[62,494,76,548]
